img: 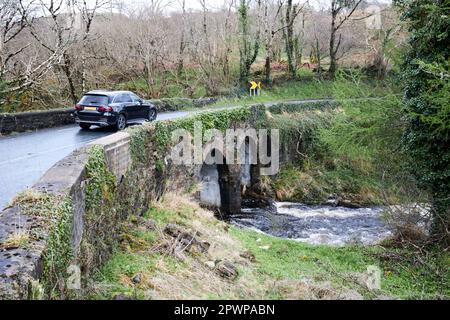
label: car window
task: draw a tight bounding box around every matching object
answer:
[131,94,141,102]
[79,95,109,106]
[122,94,133,103]
[113,94,124,103]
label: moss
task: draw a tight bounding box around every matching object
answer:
[127,106,256,157]
[80,146,119,278]
[29,280,45,300]
[3,187,76,299]
[41,198,74,298]
[85,146,117,211]
[128,125,151,164]
[155,160,164,174]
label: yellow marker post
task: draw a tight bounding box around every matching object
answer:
[250,81,257,97]
[250,81,261,97]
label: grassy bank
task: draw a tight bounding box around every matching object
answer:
[260,73,415,207]
[214,73,399,108]
[86,194,449,300]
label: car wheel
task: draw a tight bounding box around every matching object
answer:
[148,108,157,122]
[116,114,127,131]
[79,123,91,130]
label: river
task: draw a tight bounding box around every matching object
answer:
[230,201,393,246]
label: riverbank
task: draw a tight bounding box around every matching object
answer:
[86,194,449,300]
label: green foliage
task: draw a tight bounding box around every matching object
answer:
[268,72,414,205]
[128,125,152,164]
[7,189,76,299]
[42,198,74,298]
[232,228,450,299]
[214,77,394,108]
[88,208,188,300]
[85,146,117,212]
[91,249,167,300]
[323,72,405,164]
[265,107,333,155]
[10,190,76,299]
[152,107,253,151]
[396,0,450,239]
[80,146,121,285]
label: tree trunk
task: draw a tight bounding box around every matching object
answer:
[62,54,77,104]
[264,55,271,84]
[329,8,338,79]
[283,0,298,79]
[315,37,323,81]
[238,0,260,87]
[432,190,450,244]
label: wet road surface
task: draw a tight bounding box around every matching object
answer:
[0,109,198,210]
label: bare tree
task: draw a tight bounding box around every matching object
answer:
[188,0,223,95]
[28,0,79,103]
[0,0,65,102]
[238,0,261,86]
[0,0,405,110]
[176,0,187,78]
[221,0,235,81]
[29,0,111,103]
[328,0,363,78]
[364,7,403,80]
[77,0,112,93]
[0,0,29,79]
[131,3,171,97]
[260,0,284,84]
[281,0,305,79]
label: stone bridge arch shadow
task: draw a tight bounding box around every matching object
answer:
[198,136,263,217]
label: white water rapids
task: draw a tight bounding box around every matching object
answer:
[230,202,394,246]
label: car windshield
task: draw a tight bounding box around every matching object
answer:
[79,95,109,106]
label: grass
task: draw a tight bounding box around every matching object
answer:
[232,228,450,300]
[2,230,31,249]
[86,193,449,300]
[264,73,413,207]
[213,75,395,108]
[87,194,265,300]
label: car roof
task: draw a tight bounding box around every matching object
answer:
[84,90,134,97]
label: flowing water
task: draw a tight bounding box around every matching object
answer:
[230,202,393,246]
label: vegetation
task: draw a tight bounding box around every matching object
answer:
[0,1,405,112]
[1,189,75,299]
[396,0,450,243]
[261,72,412,206]
[233,228,450,300]
[213,73,394,106]
[88,194,450,300]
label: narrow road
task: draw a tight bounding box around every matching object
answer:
[0,109,196,210]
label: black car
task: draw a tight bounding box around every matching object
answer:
[74,90,157,130]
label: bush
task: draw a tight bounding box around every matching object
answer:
[396,0,450,242]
